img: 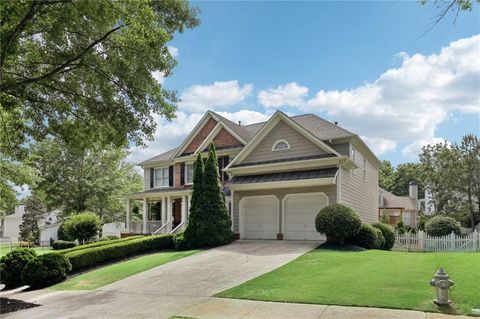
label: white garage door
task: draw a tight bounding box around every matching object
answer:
[284,193,328,240]
[240,195,278,240]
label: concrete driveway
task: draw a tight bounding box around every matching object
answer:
[2,240,318,319]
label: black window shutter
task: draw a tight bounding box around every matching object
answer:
[223,156,230,181]
[218,157,223,179]
[150,168,154,188]
[180,163,185,186]
[169,166,174,187]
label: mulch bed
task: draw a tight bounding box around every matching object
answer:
[0,297,39,314]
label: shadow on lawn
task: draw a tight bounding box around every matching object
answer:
[316,242,367,251]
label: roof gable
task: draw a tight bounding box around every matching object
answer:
[227,111,341,168]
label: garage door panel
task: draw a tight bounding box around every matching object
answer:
[240,195,278,240]
[284,193,327,241]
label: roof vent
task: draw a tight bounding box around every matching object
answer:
[238,121,242,126]
[334,121,338,126]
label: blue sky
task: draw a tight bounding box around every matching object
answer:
[134,1,480,167]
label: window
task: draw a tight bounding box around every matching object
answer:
[154,167,169,187]
[272,139,290,151]
[351,147,356,160]
[185,163,194,184]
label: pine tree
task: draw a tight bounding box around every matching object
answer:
[184,153,205,246]
[19,195,46,244]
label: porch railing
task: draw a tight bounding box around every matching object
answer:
[153,221,170,235]
[127,221,163,234]
[170,221,186,234]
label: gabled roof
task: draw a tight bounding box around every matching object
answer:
[229,168,338,184]
[380,189,417,211]
[138,147,178,166]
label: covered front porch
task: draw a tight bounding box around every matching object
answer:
[125,189,192,235]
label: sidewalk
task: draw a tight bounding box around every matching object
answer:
[175,297,473,319]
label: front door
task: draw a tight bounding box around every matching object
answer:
[172,198,182,229]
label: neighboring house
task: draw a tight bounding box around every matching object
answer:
[125,110,381,241]
[418,188,436,215]
[378,181,419,226]
[0,205,60,245]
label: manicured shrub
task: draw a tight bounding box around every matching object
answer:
[103,235,120,240]
[65,234,173,270]
[173,232,189,251]
[372,223,395,250]
[52,240,76,250]
[346,224,383,249]
[396,219,406,234]
[0,249,37,287]
[57,222,72,241]
[22,253,72,288]
[425,215,461,237]
[56,235,143,254]
[63,212,101,243]
[315,204,362,244]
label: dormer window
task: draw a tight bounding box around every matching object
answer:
[272,140,290,151]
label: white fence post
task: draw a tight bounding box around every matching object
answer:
[474,230,479,252]
[393,230,479,253]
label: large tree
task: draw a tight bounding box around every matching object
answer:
[379,160,424,199]
[19,194,46,243]
[1,0,199,155]
[28,138,142,222]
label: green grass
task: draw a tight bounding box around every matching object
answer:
[217,248,480,315]
[51,250,200,290]
[0,244,52,257]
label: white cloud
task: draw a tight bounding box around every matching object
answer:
[179,80,253,112]
[401,137,446,160]
[168,46,179,58]
[258,82,308,108]
[216,110,272,125]
[303,34,480,157]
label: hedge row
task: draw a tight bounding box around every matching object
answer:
[57,235,143,254]
[65,234,174,270]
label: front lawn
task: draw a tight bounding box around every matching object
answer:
[0,245,52,257]
[217,248,480,315]
[51,250,200,290]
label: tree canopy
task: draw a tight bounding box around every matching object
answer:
[379,160,424,199]
[0,0,199,157]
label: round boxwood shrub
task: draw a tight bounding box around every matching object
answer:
[425,215,461,237]
[52,240,76,250]
[346,224,383,249]
[0,248,37,288]
[57,222,72,241]
[315,204,362,244]
[372,223,395,250]
[21,253,72,288]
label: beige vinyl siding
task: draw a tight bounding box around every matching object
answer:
[232,185,337,234]
[331,143,350,156]
[144,168,151,190]
[339,149,379,223]
[242,120,327,165]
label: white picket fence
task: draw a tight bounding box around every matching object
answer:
[393,230,480,252]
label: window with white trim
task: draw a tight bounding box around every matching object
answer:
[185,163,194,184]
[272,139,290,151]
[154,167,169,187]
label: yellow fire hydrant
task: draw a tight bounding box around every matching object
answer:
[429,268,455,305]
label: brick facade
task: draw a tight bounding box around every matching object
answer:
[174,163,182,187]
[183,118,218,154]
[213,128,241,149]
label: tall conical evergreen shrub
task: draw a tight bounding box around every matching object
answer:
[184,153,205,246]
[184,144,234,247]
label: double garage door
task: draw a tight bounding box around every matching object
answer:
[240,193,328,240]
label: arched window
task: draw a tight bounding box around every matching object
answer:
[272,139,290,151]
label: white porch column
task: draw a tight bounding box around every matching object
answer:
[162,196,167,225]
[187,195,192,217]
[167,196,172,232]
[230,191,235,232]
[181,195,187,224]
[126,199,131,232]
[142,198,148,234]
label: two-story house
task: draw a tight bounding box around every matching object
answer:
[124,110,381,240]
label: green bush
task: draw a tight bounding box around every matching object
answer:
[65,234,173,270]
[396,219,406,234]
[372,223,395,250]
[173,232,189,251]
[56,235,143,254]
[52,240,76,250]
[102,235,120,240]
[315,204,362,244]
[425,215,461,237]
[63,212,101,243]
[21,253,72,288]
[0,249,37,287]
[346,224,383,249]
[57,222,72,241]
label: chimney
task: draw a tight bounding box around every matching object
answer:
[409,180,418,200]
[238,121,242,126]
